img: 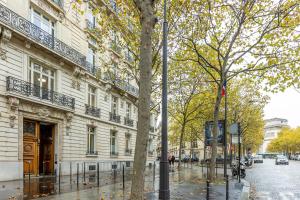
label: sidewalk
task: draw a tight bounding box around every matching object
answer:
[0,165,242,200]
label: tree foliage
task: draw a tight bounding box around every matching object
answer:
[267,127,300,154]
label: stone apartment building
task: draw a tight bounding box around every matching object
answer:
[0,0,157,181]
[169,140,205,161]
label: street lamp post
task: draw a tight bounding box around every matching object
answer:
[159,0,170,199]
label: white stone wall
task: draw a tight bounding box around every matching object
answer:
[0,0,157,181]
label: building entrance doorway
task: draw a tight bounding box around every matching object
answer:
[23,120,55,176]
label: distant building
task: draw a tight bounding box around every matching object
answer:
[258,118,289,154]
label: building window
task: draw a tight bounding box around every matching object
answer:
[28,62,55,98]
[88,85,96,107]
[87,126,95,154]
[31,9,55,35]
[87,46,95,66]
[125,133,131,154]
[86,6,96,28]
[110,131,118,155]
[111,95,118,115]
[191,141,198,148]
[110,0,118,12]
[126,102,131,119]
[148,138,154,156]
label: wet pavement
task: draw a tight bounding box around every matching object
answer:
[246,159,300,200]
[0,164,242,200]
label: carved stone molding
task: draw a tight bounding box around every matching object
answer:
[105,83,112,92]
[0,27,12,60]
[87,119,96,127]
[36,107,51,119]
[65,112,73,128]
[7,97,19,128]
[1,27,12,44]
[25,40,31,49]
[72,67,85,90]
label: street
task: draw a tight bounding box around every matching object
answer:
[246,159,300,200]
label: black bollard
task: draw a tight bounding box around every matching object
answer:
[70,162,72,184]
[97,162,100,187]
[77,163,79,188]
[122,164,125,190]
[206,180,210,200]
[226,175,229,200]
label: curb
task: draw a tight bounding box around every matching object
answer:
[239,179,250,200]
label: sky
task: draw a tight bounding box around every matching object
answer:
[264,88,300,128]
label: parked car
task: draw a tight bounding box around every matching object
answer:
[296,155,300,161]
[182,155,190,163]
[175,156,179,162]
[253,155,263,163]
[275,155,289,165]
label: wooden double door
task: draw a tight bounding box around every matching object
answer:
[23,120,55,176]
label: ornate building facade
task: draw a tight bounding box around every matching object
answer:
[0,0,157,181]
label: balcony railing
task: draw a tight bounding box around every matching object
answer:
[112,78,139,97]
[85,104,100,118]
[85,61,96,75]
[109,112,121,123]
[51,0,64,8]
[125,149,132,155]
[124,117,134,127]
[148,150,154,157]
[86,150,98,156]
[0,4,90,72]
[86,19,96,30]
[110,151,119,157]
[150,126,155,132]
[6,76,75,109]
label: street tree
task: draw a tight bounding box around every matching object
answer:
[174,0,300,180]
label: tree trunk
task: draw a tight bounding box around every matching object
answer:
[131,1,156,199]
[210,84,223,180]
[178,123,186,168]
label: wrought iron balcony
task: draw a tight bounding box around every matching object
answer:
[125,149,132,155]
[86,19,96,30]
[85,104,100,118]
[112,78,139,97]
[51,0,64,8]
[150,126,155,132]
[85,61,97,75]
[124,117,134,127]
[109,112,121,123]
[6,76,75,109]
[148,150,154,157]
[86,150,98,156]
[110,151,119,157]
[0,4,91,73]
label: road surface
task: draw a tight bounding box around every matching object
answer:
[246,159,300,200]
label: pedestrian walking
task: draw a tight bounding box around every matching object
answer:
[171,155,175,171]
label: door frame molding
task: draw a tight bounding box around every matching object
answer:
[19,111,64,177]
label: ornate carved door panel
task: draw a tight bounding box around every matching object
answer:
[23,120,39,176]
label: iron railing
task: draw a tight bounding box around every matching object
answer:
[109,112,121,123]
[85,104,100,118]
[150,126,155,132]
[125,149,132,155]
[0,4,138,98]
[6,76,75,109]
[110,151,119,157]
[51,0,64,8]
[86,150,98,155]
[0,4,87,70]
[112,78,139,97]
[124,117,134,127]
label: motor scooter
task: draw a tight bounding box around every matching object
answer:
[231,159,246,178]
